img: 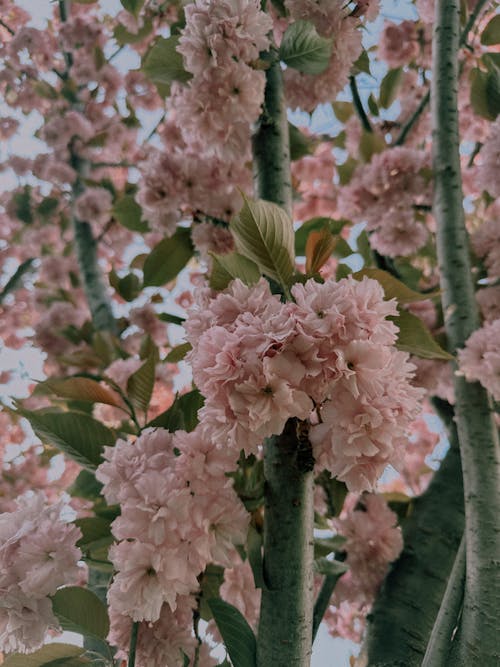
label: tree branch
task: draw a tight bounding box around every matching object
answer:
[431,0,500,662]
[349,75,372,133]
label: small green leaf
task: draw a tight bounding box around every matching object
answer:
[392,309,453,360]
[230,197,294,290]
[75,517,113,551]
[120,0,144,16]
[295,217,346,255]
[127,351,156,414]
[359,129,386,163]
[379,68,403,108]
[116,272,142,301]
[314,536,347,558]
[68,469,103,499]
[1,643,88,666]
[11,185,33,224]
[199,565,224,621]
[143,227,194,287]
[37,197,59,218]
[18,408,114,469]
[481,14,500,45]
[142,35,192,94]
[113,195,149,233]
[158,312,185,326]
[0,258,35,304]
[165,342,192,363]
[208,598,257,667]
[367,93,379,116]
[305,228,337,274]
[337,157,357,185]
[51,587,110,640]
[289,123,317,160]
[113,17,153,45]
[352,49,370,75]
[313,558,349,577]
[352,268,440,304]
[332,101,353,122]
[246,525,264,589]
[470,66,500,120]
[147,389,204,432]
[279,20,333,75]
[209,252,261,291]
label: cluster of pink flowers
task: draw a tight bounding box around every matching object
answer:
[283,0,363,112]
[471,216,500,280]
[475,117,500,199]
[325,494,403,640]
[0,492,83,654]
[291,142,338,221]
[338,147,432,257]
[186,276,423,492]
[175,0,272,160]
[458,318,500,401]
[96,426,248,664]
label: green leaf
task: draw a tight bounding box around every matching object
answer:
[127,351,156,414]
[230,197,295,290]
[112,195,149,232]
[392,309,453,360]
[379,67,403,108]
[68,469,103,499]
[337,156,357,185]
[11,185,33,224]
[199,565,224,621]
[279,20,333,75]
[37,197,59,218]
[481,14,500,45]
[359,129,386,163]
[314,535,347,558]
[352,49,370,75]
[305,228,337,274]
[113,17,153,45]
[246,525,264,589]
[313,558,349,577]
[1,643,88,666]
[120,0,144,16]
[142,35,192,94]
[208,598,257,667]
[115,272,142,301]
[352,268,440,304]
[165,342,192,363]
[367,93,379,116]
[41,377,122,407]
[209,252,261,291]
[18,408,114,469]
[332,101,353,123]
[289,122,317,160]
[295,217,346,255]
[75,517,113,551]
[158,312,185,326]
[0,258,35,304]
[143,227,194,287]
[470,66,500,120]
[147,389,204,432]
[51,587,110,640]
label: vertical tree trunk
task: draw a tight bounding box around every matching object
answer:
[253,54,315,667]
[431,0,500,662]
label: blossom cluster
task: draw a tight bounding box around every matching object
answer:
[458,318,500,401]
[186,276,423,492]
[0,492,83,654]
[96,426,249,664]
[338,147,432,257]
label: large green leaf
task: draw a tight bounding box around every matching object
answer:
[352,268,440,304]
[208,598,257,667]
[279,20,333,75]
[470,65,500,120]
[127,352,156,414]
[165,342,192,363]
[392,309,453,360]
[18,408,114,469]
[142,35,192,92]
[147,389,204,432]
[209,252,261,291]
[120,0,144,16]
[230,197,294,290]
[112,195,149,233]
[143,227,194,287]
[481,14,500,45]
[51,587,110,640]
[41,377,122,407]
[1,644,88,666]
[289,122,317,160]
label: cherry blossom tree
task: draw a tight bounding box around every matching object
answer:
[0,0,499,666]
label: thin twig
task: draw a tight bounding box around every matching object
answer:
[349,75,372,133]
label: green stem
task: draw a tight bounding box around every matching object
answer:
[312,574,341,642]
[431,0,500,663]
[422,534,466,667]
[251,51,292,213]
[257,422,315,667]
[128,621,139,667]
[349,75,372,133]
[364,399,464,666]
